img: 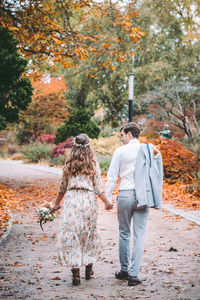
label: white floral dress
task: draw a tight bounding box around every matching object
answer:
[57,164,104,268]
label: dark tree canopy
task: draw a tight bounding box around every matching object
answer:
[0,26,33,130]
[55,109,100,144]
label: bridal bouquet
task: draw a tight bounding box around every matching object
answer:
[36,202,56,231]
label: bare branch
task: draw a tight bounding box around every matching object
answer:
[191,100,200,137]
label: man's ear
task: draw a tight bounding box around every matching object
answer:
[127,131,133,139]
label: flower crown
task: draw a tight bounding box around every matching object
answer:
[74,142,89,148]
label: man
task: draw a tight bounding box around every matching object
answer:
[106,122,150,286]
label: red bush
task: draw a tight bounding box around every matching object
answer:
[152,137,199,184]
[52,138,73,157]
[37,134,55,144]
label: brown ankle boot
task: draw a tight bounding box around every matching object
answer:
[85,263,94,280]
[71,268,80,286]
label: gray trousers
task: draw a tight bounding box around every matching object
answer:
[117,189,149,277]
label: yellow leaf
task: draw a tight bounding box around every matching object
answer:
[8,26,20,32]
[52,37,62,45]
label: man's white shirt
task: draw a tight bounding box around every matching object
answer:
[106,138,141,202]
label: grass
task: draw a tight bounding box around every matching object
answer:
[97,154,111,174]
[21,142,53,163]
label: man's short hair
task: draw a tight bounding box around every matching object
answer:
[120,122,140,138]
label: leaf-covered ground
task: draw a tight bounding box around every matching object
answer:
[0,162,200,299]
[0,181,58,238]
[0,179,199,299]
[1,176,199,238]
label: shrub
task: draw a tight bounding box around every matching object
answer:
[184,138,200,162]
[10,153,24,160]
[0,149,6,158]
[97,155,112,174]
[152,137,199,184]
[49,155,66,167]
[55,109,100,144]
[142,119,164,139]
[7,144,19,155]
[15,123,35,144]
[37,134,55,144]
[21,142,53,163]
[91,132,119,156]
[52,138,73,157]
[15,122,55,144]
[99,127,118,138]
[142,118,186,140]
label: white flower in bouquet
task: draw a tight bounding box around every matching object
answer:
[36,202,56,230]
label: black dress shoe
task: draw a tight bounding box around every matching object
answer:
[85,263,94,280]
[128,276,142,286]
[71,268,81,286]
[115,270,129,280]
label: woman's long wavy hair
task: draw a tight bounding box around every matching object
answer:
[63,134,96,176]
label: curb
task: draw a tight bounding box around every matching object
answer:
[0,209,13,244]
[163,204,200,226]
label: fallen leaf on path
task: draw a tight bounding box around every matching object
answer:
[51,276,61,280]
[52,271,61,273]
[169,247,178,252]
[13,220,23,224]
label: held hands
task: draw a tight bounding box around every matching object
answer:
[105,202,113,210]
[99,192,113,210]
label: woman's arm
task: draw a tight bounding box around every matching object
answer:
[52,192,65,211]
[98,192,113,210]
[53,168,68,211]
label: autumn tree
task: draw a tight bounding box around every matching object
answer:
[63,1,145,126]
[133,0,200,94]
[0,26,33,130]
[132,0,200,140]
[16,76,69,143]
[1,0,145,128]
[64,63,132,127]
[145,80,200,140]
[0,0,144,71]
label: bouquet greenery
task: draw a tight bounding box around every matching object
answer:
[36,202,56,231]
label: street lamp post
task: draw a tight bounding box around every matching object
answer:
[128,73,134,122]
[128,51,135,122]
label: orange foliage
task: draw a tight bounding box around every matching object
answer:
[19,75,69,135]
[32,75,66,97]
[101,175,200,212]
[31,75,69,127]
[0,1,144,71]
[163,182,200,210]
[0,181,60,237]
[0,184,21,236]
[152,138,199,184]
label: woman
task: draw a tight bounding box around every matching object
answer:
[52,133,113,286]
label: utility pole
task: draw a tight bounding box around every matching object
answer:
[128,52,135,122]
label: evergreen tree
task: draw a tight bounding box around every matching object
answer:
[0,26,33,130]
[55,109,100,144]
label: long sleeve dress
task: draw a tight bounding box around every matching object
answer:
[57,163,104,268]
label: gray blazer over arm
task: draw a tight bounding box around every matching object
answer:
[134,143,163,209]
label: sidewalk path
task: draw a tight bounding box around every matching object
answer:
[0,159,200,299]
